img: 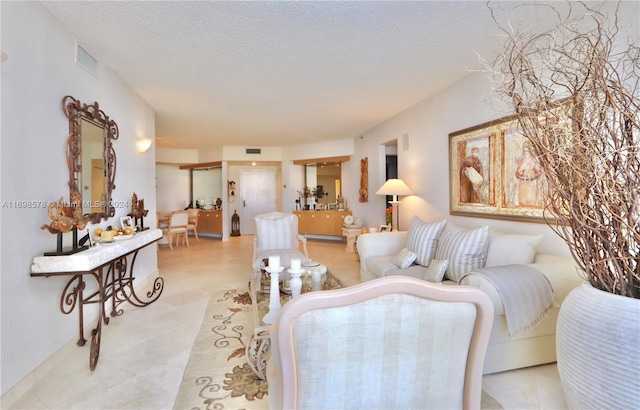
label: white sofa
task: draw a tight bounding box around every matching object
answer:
[356,224,583,375]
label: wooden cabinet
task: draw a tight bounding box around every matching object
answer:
[293,211,352,236]
[198,210,222,234]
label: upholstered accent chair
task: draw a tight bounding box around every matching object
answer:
[268,275,494,410]
[162,210,189,250]
[186,208,200,242]
[252,212,309,270]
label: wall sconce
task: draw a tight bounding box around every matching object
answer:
[136,138,153,153]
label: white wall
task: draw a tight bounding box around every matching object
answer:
[155,164,190,213]
[156,147,199,164]
[348,71,572,256]
[1,2,158,394]
[155,148,198,215]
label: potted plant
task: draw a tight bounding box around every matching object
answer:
[385,206,393,226]
[490,2,639,408]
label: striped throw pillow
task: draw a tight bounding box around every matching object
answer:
[255,214,296,251]
[406,217,447,266]
[435,223,490,282]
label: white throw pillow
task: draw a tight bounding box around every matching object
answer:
[393,248,417,269]
[423,259,449,283]
[406,217,447,266]
[485,233,544,267]
[435,223,490,282]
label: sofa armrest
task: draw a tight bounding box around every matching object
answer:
[460,253,584,314]
[357,231,408,274]
[530,253,585,302]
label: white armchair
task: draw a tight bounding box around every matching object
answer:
[252,212,310,270]
[268,275,494,410]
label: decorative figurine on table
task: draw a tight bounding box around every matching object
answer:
[128,192,149,231]
[40,192,90,256]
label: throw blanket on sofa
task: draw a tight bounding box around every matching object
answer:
[458,264,557,337]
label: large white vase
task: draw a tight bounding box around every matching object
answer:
[556,282,640,409]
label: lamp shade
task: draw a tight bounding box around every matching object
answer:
[375,179,413,197]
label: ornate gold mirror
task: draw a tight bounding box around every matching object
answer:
[62,95,118,223]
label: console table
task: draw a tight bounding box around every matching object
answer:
[30,228,164,370]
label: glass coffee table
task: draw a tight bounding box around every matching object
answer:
[245,265,342,380]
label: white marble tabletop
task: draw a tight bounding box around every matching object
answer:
[31,229,163,274]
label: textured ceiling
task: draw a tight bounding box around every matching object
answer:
[40,1,574,149]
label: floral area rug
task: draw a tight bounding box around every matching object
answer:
[173,288,270,410]
[173,287,503,410]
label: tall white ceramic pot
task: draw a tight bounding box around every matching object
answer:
[556,282,640,409]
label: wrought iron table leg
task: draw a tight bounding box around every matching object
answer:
[113,251,164,309]
[60,275,87,346]
[89,311,102,370]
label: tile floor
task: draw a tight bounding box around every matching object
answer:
[3,235,567,409]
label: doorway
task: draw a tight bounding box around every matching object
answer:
[240,170,277,234]
[384,151,398,208]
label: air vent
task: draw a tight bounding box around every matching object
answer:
[76,43,98,78]
[246,148,261,154]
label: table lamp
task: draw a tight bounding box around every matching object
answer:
[375,178,413,231]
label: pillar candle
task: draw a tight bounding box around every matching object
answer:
[268,255,280,269]
[290,258,301,271]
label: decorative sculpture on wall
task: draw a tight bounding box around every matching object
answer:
[359,157,369,202]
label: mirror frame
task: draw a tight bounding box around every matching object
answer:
[62,95,118,223]
[294,156,349,200]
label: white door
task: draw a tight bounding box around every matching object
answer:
[241,170,277,234]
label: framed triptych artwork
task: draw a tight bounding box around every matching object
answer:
[449,115,555,223]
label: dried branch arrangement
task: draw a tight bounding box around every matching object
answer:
[490,2,639,298]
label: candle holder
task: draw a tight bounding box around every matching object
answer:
[262,265,284,324]
[288,267,305,298]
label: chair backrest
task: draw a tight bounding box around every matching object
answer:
[187,208,199,224]
[169,210,189,228]
[272,276,494,410]
[254,212,299,252]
